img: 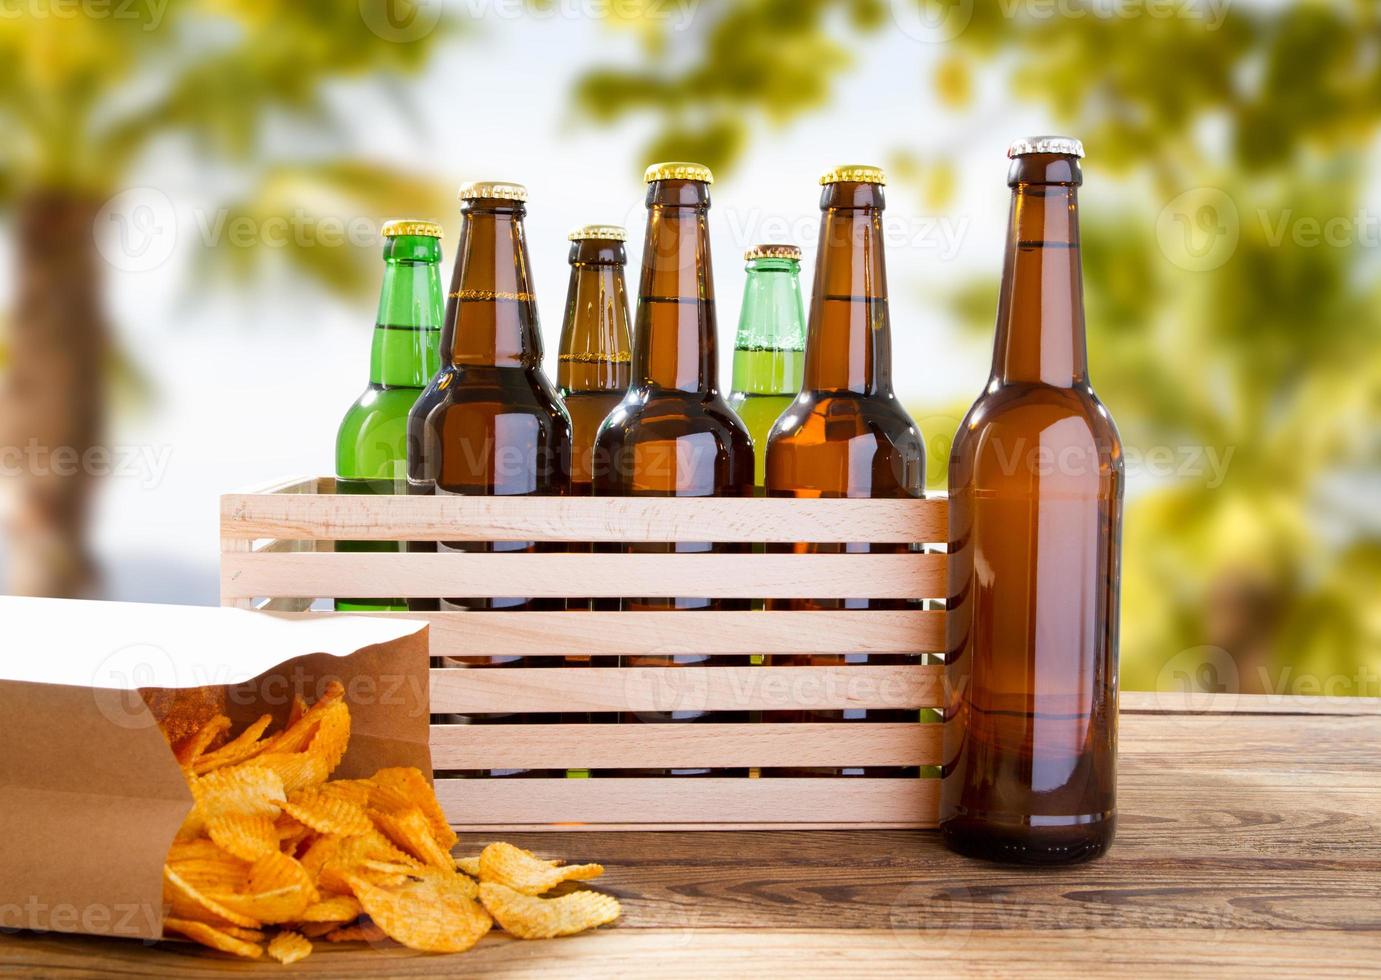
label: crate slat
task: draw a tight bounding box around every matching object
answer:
[429,722,940,769]
[430,664,943,713]
[221,494,946,543]
[434,776,938,829]
[313,609,944,656]
[220,551,945,600]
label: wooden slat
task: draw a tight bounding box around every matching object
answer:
[430,664,942,713]
[434,777,938,828]
[220,551,945,600]
[221,492,947,543]
[429,722,940,769]
[314,609,944,656]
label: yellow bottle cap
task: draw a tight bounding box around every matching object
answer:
[643,162,714,184]
[381,219,443,240]
[568,224,628,242]
[745,244,802,261]
[820,165,886,186]
[458,181,528,202]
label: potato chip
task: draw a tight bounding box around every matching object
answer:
[183,764,286,841]
[259,682,345,757]
[370,807,454,871]
[368,768,456,849]
[164,916,263,959]
[218,925,266,944]
[267,929,314,965]
[345,873,492,954]
[286,694,308,728]
[283,786,372,837]
[318,778,375,809]
[207,812,279,861]
[191,714,273,776]
[208,852,318,924]
[163,866,261,929]
[298,920,340,939]
[478,842,603,895]
[300,894,363,923]
[306,701,351,774]
[175,715,231,767]
[252,751,331,795]
[479,882,621,940]
[456,856,480,878]
[316,831,420,895]
[324,919,389,944]
[298,835,342,887]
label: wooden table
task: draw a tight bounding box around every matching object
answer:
[3,693,1378,977]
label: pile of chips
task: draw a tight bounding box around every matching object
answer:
[160,682,620,962]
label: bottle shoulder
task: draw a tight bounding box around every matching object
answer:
[597,387,752,449]
[769,390,925,453]
[955,382,1121,448]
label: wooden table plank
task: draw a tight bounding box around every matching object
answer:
[1,694,1378,977]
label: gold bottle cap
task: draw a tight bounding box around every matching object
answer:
[568,224,628,242]
[643,161,714,184]
[1007,136,1084,159]
[381,219,443,240]
[745,244,802,261]
[820,165,886,186]
[457,180,528,202]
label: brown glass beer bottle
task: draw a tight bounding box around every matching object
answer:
[592,162,754,777]
[420,180,572,777]
[940,138,1123,863]
[558,225,632,495]
[762,165,926,777]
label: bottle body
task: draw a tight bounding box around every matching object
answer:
[727,249,807,487]
[335,226,444,612]
[593,165,754,776]
[763,169,925,778]
[940,141,1123,863]
[419,185,572,777]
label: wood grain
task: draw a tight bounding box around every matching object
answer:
[2,696,1379,977]
[429,664,943,713]
[429,722,940,770]
[434,777,938,829]
[221,491,948,543]
[315,608,946,656]
[219,551,946,601]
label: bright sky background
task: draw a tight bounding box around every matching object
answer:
[79,10,1065,603]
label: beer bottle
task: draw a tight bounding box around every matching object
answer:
[593,162,754,777]
[762,166,926,777]
[727,244,806,488]
[420,181,572,777]
[940,137,1123,863]
[558,225,633,495]
[335,219,444,612]
[557,224,632,770]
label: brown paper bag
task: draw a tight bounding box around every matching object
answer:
[0,597,429,940]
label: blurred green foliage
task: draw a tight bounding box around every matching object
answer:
[576,0,1381,696]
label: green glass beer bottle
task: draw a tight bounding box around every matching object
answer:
[728,244,806,488]
[335,219,444,612]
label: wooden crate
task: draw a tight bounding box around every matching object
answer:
[220,476,947,831]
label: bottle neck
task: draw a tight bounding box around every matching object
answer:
[372,234,443,388]
[802,182,893,395]
[992,162,1088,388]
[734,258,806,352]
[447,201,542,369]
[558,239,632,393]
[633,179,718,393]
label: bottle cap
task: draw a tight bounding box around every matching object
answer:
[820,165,886,186]
[568,224,628,242]
[1007,136,1084,159]
[458,181,528,202]
[745,244,802,261]
[643,162,714,184]
[381,219,443,240]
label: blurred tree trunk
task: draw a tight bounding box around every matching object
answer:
[1,190,106,597]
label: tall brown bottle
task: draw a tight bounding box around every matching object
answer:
[558,225,632,495]
[593,162,754,777]
[940,138,1123,863]
[763,166,926,777]
[557,224,632,752]
[420,180,572,777]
